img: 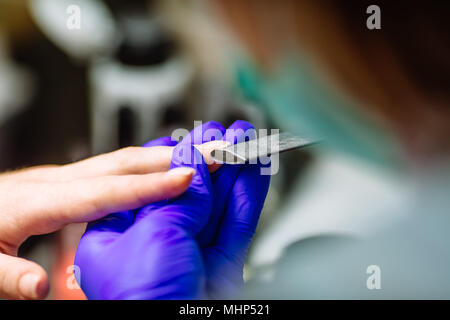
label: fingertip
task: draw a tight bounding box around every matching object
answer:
[171,144,212,194]
[195,140,230,172]
[201,121,226,134]
[228,120,254,130]
[171,144,207,171]
[224,120,255,144]
[167,167,196,177]
[181,121,226,145]
[161,167,196,198]
[18,271,49,300]
[35,273,49,300]
[237,163,271,204]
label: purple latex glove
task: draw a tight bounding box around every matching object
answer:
[75,121,270,299]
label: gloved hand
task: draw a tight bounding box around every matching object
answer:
[75,121,270,299]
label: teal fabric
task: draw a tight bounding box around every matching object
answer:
[233,55,402,168]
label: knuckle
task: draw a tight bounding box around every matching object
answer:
[113,146,140,164]
[151,225,188,242]
[75,178,107,217]
[232,219,256,237]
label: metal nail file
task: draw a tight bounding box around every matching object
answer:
[210,132,318,164]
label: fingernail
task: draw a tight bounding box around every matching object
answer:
[19,273,43,299]
[167,167,196,177]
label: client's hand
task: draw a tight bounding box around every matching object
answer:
[0,145,196,299]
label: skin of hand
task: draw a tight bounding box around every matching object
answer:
[75,121,271,299]
[0,142,220,300]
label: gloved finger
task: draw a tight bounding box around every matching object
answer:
[207,162,270,268]
[134,144,212,235]
[142,136,178,148]
[179,121,225,145]
[79,210,135,250]
[197,120,255,247]
[0,254,49,300]
[222,120,257,144]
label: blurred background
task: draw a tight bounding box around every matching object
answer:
[2,0,448,300]
[0,0,311,299]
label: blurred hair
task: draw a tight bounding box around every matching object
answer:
[215,0,450,160]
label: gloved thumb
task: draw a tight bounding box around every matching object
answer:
[0,253,49,300]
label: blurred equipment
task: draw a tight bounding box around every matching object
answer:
[29,0,194,154]
[0,28,35,170]
[90,0,193,153]
[28,0,116,60]
[0,30,34,128]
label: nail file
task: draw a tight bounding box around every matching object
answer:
[210,132,318,164]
